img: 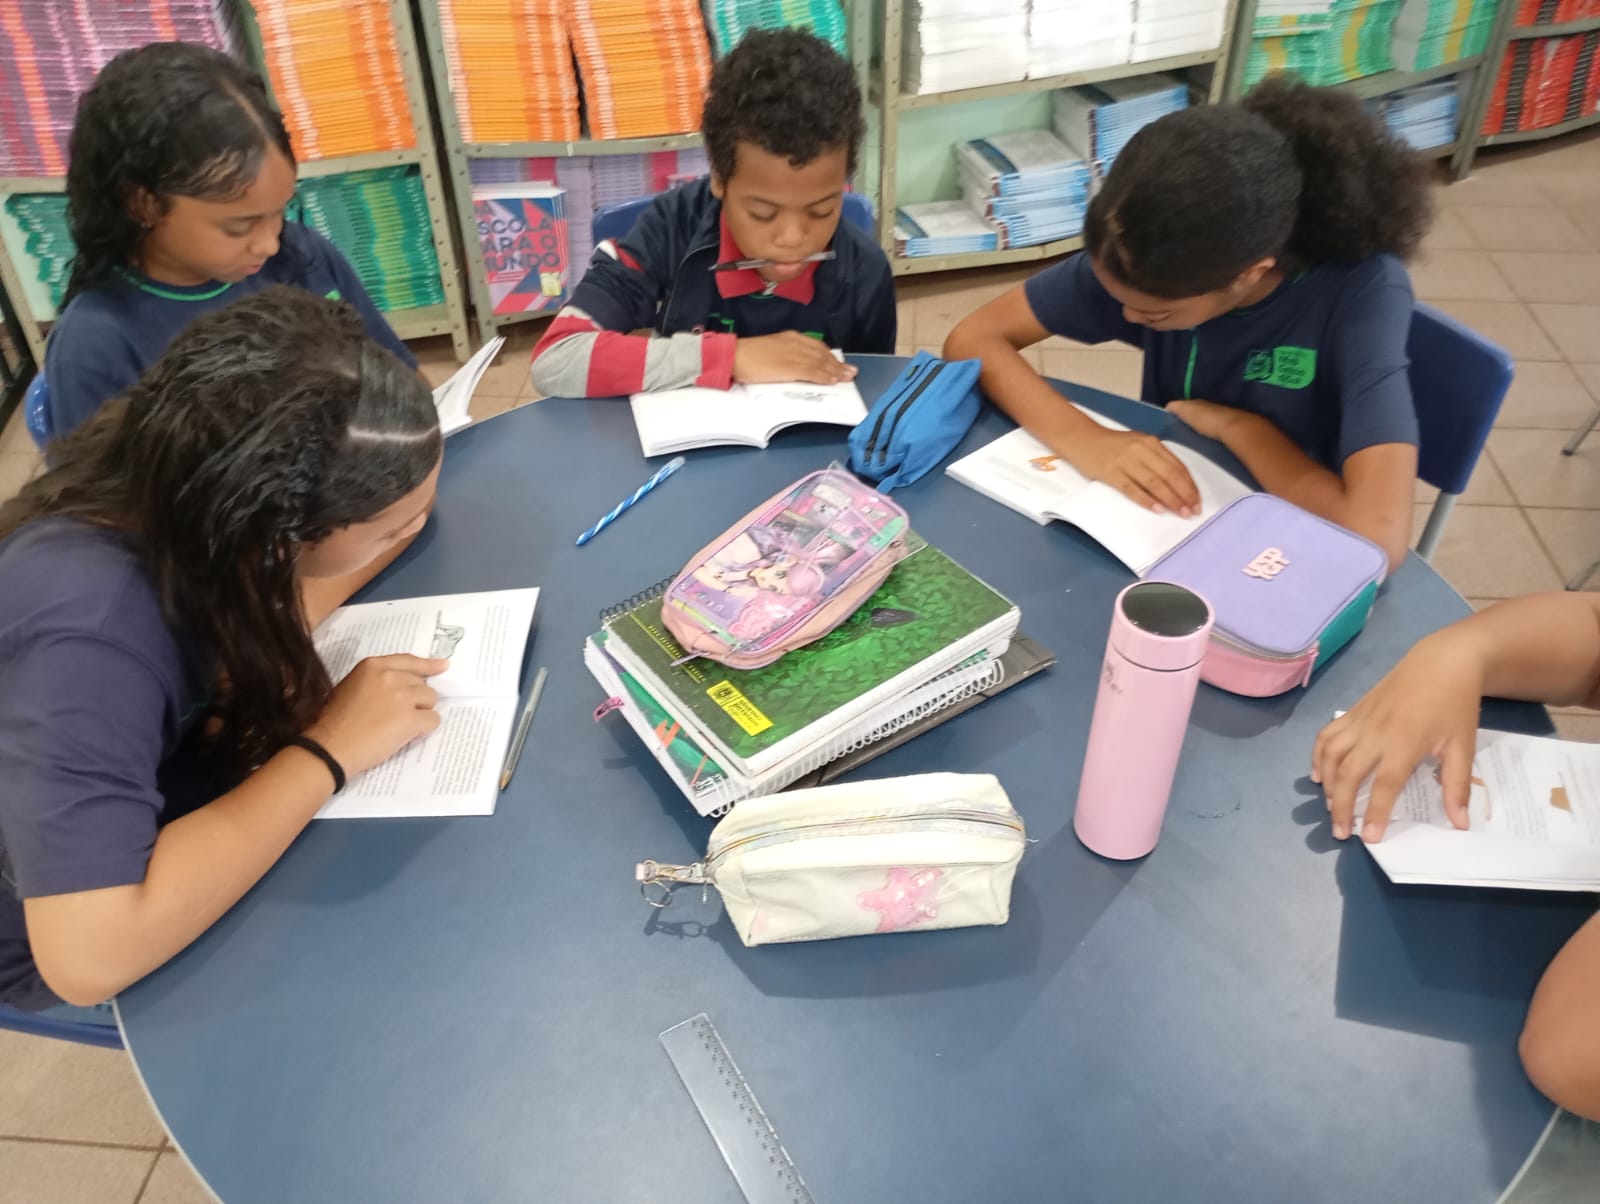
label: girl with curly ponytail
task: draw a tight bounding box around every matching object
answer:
[44,41,416,439]
[947,76,1436,571]
[0,287,443,1013]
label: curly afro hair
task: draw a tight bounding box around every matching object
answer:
[1084,75,1435,299]
[702,28,865,182]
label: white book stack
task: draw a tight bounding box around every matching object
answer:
[1371,80,1458,151]
[893,201,1002,258]
[1052,74,1189,174]
[1028,0,1134,78]
[956,129,1091,247]
[902,0,1030,94]
[1130,0,1229,62]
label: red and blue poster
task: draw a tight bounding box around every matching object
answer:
[473,185,569,315]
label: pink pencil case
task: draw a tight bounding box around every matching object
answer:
[1144,493,1388,697]
[661,469,911,669]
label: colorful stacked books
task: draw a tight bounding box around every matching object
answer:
[250,0,417,159]
[436,0,580,143]
[1370,78,1460,148]
[1028,0,1134,77]
[1052,75,1189,174]
[956,130,1091,248]
[586,543,1022,814]
[294,167,445,311]
[701,0,848,57]
[1389,0,1498,71]
[902,0,1030,94]
[2,193,72,312]
[893,201,1001,258]
[0,0,240,176]
[1243,0,1400,87]
[1481,32,1600,135]
[472,184,570,315]
[565,0,714,139]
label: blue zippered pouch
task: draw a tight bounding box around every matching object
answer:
[848,352,983,492]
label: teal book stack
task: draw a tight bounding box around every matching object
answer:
[3,194,72,311]
[293,166,445,313]
[701,0,848,56]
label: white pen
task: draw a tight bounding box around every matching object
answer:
[499,666,548,791]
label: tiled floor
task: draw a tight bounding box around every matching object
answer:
[2,130,1598,1202]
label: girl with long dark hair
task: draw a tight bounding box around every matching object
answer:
[43,41,416,438]
[0,287,443,1011]
[946,77,1435,570]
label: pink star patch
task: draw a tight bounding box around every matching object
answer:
[858,867,943,932]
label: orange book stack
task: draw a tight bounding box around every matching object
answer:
[438,0,580,143]
[564,0,713,140]
[251,0,417,160]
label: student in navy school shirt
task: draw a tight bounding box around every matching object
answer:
[43,42,415,439]
[530,28,896,399]
[0,289,445,1012]
[946,77,1435,571]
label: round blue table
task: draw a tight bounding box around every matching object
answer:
[118,356,1591,1203]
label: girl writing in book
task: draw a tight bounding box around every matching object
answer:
[945,76,1433,572]
[0,288,444,1016]
[1314,591,1600,1118]
[42,41,416,440]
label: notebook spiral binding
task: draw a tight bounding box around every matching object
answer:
[600,575,675,625]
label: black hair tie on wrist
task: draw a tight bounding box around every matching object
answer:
[288,735,346,794]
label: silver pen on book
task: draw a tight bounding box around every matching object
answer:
[499,666,548,791]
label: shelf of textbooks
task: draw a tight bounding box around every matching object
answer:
[856,0,1244,276]
[1467,0,1600,152]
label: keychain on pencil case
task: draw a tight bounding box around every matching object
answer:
[660,464,911,670]
[847,351,983,492]
[635,773,1026,946]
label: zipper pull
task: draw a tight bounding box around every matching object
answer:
[636,859,709,908]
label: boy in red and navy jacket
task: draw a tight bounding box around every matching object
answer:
[530,29,896,399]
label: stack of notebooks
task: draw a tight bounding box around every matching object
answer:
[586,542,1029,814]
[435,0,580,142]
[294,167,445,312]
[956,130,1091,248]
[566,0,714,139]
[1481,32,1600,136]
[471,184,570,315]
[1130,0,1230,62]
[1252,0,1338,34]
[250,0,417,159]
[701,0,849,57]
[1515,0,1600,26]
[1052,75,1189,175]
[901,0,1030,94]
[0,0,240,176]
[1027,0,1133,77]
[1369,78,1459,149]
[1243,0,1400,87]
[1389,0,1497,71]
[892,201,1001,258]
[2,193,72,312]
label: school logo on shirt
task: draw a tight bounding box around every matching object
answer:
[1243,346,1317,390]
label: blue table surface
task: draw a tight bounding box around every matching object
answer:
[119,356,1592,1204]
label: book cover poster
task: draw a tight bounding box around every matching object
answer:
[474,190,568,315]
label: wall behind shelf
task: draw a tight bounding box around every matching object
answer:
[891,92,1057,207]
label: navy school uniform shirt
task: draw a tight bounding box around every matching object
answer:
[530,176,897,397]
[0,518,223,1010]
[44,222,417,438]
[1024,251,1419,468]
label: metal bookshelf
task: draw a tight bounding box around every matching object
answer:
[853,0,1244,276]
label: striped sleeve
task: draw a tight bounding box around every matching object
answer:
[530,306,736,398]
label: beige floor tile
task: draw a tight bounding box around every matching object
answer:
[0,1139,155,1204]
[1560,200,1600,251]
[1490,251,1600,306]
[0,408,32,457]
[1525,508,1600,591]
[1409,249,1514,302]
[468,392,537,422]
[1453,207,1591,253]
[0,451,39,503]
[0,1032,166,1148]
[1530,303,1600,362]
[1431,300,1561,361]
[138,1151,217,1204]
[1415,447,1514,505]
[1420,206,1478,251]
[1554,712,1600,742]
[412,325,542,401]
[911,290,982,347]
[1488,428,1600,508]
[1037,347,1145,396]
[1037,334,1129,353]
[1411,504,1563,596]
[1464,597,1501,612]
[1439,173,1552,208]
[1495,361,1600,430]
[1577,362,1600,403]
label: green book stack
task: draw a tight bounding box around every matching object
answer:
[1389,0,1497,72]
[1245,0,1400,88]
[586,544,1023,815]
[294,166,445,313]
[4,193,72,311]
[701,0,848,57]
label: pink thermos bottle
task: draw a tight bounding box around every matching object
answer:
[1073,581,1214,860]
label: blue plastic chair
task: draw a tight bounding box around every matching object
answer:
[591,190,876,247]
[0,1002,123,1049]
[1408,302,1514,563]
[23,371,50,450]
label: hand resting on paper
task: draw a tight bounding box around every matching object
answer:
[304,653,449,776]
[733,332,857,386]
[1069,421,1202,519]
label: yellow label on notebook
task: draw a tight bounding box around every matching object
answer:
[707,681,773,736]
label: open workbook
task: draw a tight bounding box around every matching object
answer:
[311,588,538,819]
[1355,727,1600,892]
[433,336,506,436]
[629,370,867,457]
[945,407,1253,574]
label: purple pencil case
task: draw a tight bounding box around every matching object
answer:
[1144,493,1388,697]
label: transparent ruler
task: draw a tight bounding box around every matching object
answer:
[659,1013,816,1204]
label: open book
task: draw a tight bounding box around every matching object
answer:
[311,588,538,819]
[629,372,866,457]
[433,336,506,436]
[945,408,1253,574]
[1356,727,1600,891]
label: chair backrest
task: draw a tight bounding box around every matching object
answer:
[590,190,877,248]
[1407,302,1513,496]
[23,372,50,450]
[0,1002,124,1049]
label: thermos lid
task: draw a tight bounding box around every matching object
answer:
[1113,581,1214,671]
